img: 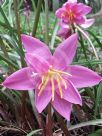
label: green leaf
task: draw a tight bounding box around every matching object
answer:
[27,129,42,136]
[88,129,102,136]
[0,54,18,70]
[0,34,22,56]
[69,119,102,131]
[87,30,102,48]
[0,5,10,26]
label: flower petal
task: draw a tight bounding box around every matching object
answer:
[80,4,92,15]
[25,53,50,73]
[67,65,102,88]
[53,33,78,70]
[81,18,95,28]
[55,8,66,19]
[56,80,82,105]
[35,88,52,113]
[3,67,35,90]
[52,93,72,121]
[57,27,71,39]
[21,34,52,60]
[74,3,92,15]
[74,16,85,24]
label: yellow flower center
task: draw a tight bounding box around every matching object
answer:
[62,10,75,23]
[38,66,72,101]
[69,10,75,22]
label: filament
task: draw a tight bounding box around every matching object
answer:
[51,76,55,101]
[38,76,45,90]
[56,75,63,99]
[57,73,67,89]
[38,75,49,96]
[38,66,71,100]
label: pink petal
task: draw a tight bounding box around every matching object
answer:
[57,27,71,39]
[74,16,85,24]
[53,33,78,70]
[76,3,92,15]
[55,8,66,18]
[52,93,72,121]
[59,21,69,29]
[25,53,50,73]
[67,65,102,88]
[56,80,82,105]
[21,34,52,60]
[35,88,52,113]
[3,67,35,90]
[81,18,95,28]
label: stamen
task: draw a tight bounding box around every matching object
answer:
[56,75,63,99]
[38,65,71,100]
[51,76,55,101]
[38,75,49,96]
[52,69,72,77]
[57,73,67,89]
[38,76,45,90]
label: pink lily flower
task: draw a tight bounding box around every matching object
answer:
[2,34,101,120]
[56,0,95,39]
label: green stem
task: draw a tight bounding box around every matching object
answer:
[78,32,88,60]
[32,0,42,36]
[44,0,49,45]
[14,0,21,44]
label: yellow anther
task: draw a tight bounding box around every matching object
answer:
[57,73,67,89]
[51,76,55,101]
[38,75,49,96]
[56,75,63,99]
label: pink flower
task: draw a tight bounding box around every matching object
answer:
[56,0,94,39]
[3,34,101,120]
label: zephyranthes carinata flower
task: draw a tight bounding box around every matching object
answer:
[56,0,95,39]
[3,34,101,120]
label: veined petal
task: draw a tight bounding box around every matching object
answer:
[21,34,52,60]
[35,88,52,113]
[80,18,95,28]
[25,53,50,73]
[75,3,92,15]
[53,34,78,70]
[3,67,35,90]
[56,79,82,105]
[55,8,66,18]
[67,65,102,88]
[52,93,72,121]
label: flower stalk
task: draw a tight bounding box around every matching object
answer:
[56,111,71,136]
[44,0,49,45]
[32,0,43,36]
[14,0,25,66]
